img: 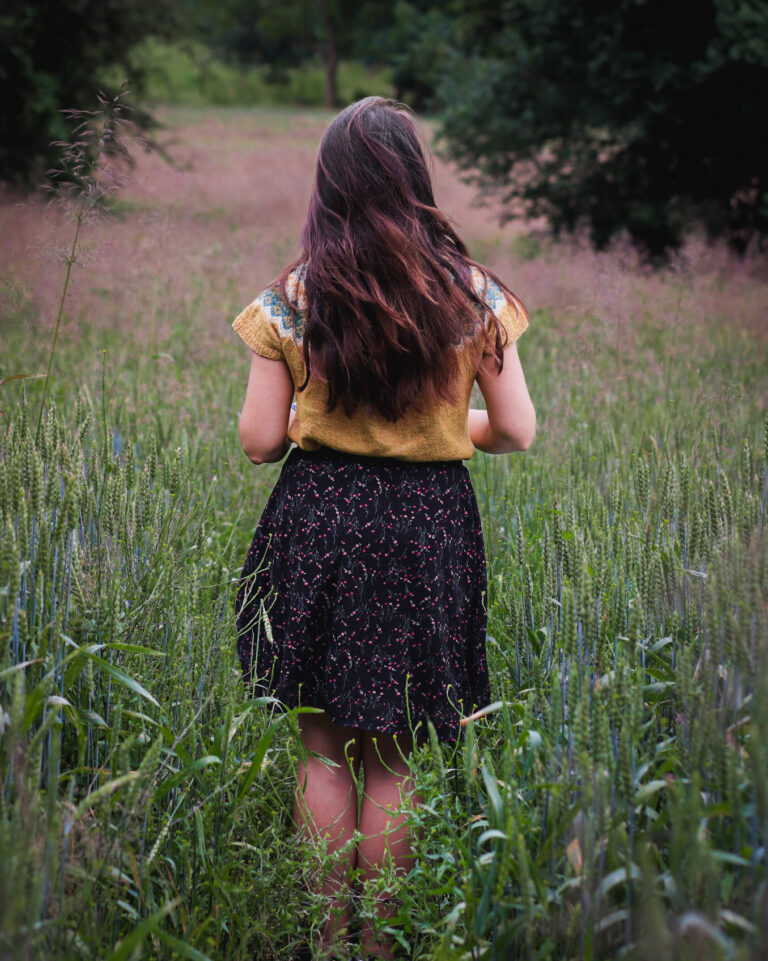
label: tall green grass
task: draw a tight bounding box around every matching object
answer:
[2,280,765,958]
[1,118,767,956]
[415,425,768,959]
[0,380,322,959]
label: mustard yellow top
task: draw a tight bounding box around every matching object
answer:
[232,264,528,461]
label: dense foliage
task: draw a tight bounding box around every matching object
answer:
[0,0,175,183]
[427,0,768,258]
[178,0,364,106]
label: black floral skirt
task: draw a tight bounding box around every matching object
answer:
[234,446,490,743]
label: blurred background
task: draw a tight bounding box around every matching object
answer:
[2,0,768,260]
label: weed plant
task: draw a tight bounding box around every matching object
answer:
[1,107,767,961]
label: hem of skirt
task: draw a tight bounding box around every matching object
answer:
[245,681,476,744]
[289,696,463,744]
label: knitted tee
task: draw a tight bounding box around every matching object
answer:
[232,263,528,461]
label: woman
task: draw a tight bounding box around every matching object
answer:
[232,97,535,960]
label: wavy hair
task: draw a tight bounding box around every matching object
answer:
[278,96,522,422]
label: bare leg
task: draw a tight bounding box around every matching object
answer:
[295,712,361,958]
[357,731,418,959]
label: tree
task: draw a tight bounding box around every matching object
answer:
[354,1,448,110]
[229,0,363,108]
[425,0,768,258]
[200,0,405,109]
[0,0,177,184]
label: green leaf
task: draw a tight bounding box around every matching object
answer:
[719,908,756,934]
[22,685,49,735]
[194,809,208,869]
[70,771,141,822]
[235,709,290,804]
[0,659,44,680]
[103,899,181,961]
[634,780,669,803]
[595,908,629,932]
[461,700,505,723]
[103,642,166,657]
[481,757,503,823]
[153,756,222,801]
[154,929,213,960]
[60,635,161,709]
[477,829,507,847]
[644,665,676,682]
[47,695,71,707]
[79,650,159,707]
[598,864,640,896]
[649,636,674,653]
[527,729,543,750]
[710,850,751,867]
[77,707,109,728]
[643,681,675,694]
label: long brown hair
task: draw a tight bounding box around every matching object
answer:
[278,97,520,422]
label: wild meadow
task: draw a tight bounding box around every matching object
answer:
[1,105,767,961]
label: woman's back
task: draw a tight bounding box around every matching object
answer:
[233,260,529,461]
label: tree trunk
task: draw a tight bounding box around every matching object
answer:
[320,0,339,108]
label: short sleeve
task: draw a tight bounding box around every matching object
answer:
[472,267,529,354]
[232,286,287,361]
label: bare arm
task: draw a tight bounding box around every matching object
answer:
[470,341,536,453]
[238,351,296,464]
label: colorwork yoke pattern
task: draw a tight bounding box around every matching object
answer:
[232,264,529,462]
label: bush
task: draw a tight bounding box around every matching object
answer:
[109,38,393,108]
